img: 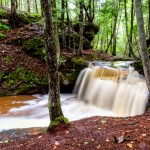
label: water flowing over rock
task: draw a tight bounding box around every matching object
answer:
[74,64,149,117]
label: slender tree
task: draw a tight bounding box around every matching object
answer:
[105,1,120,53]
[11,0,18,26]
[148,0,150,39]
[129,0,135,58]
[135,0,150,104]
[78,0,84,56]
[34,0,38,13]
[27,0,30,13]
[40,0,68,130]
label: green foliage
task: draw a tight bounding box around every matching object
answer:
[72,57,86,65]
[19,12,41,23]
[0,33,6,39]
[0,72,4,80]
[5,67,47,94]
[0,8,8,18]
[0,23,11,31]
[60,55,67,64]
[5,55,11,63]
[23,37,45,60]
[50,116,69,127]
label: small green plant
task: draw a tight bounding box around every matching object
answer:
[5,55,11,63]
[0,23,11,31]
[0,8,8,18]
[0,72,4,80]
[0,33,6,39]
[23,37,45,60]
[72,57,86,65]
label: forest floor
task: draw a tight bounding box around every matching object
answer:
[0,109,150,150]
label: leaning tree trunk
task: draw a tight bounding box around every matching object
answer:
[40,0,67,129]
[135,0,150,103]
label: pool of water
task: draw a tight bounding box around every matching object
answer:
[0,94,115,130]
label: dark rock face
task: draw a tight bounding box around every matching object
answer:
[73,22,99,49]
[146,38,150,49]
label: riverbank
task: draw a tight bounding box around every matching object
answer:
[0,109,150,150]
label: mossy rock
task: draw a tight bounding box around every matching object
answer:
[19,12,41,24]
[23,36,46,60]
[0,67,48,96]
[73,22,99,42]
[59,56,87,85]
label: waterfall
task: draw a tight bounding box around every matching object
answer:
[73,64,149,117]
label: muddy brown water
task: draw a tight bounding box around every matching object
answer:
[0,95,36,115]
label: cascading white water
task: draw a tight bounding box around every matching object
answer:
[74,64,149,117]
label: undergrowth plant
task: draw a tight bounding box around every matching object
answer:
[0,23,11,31]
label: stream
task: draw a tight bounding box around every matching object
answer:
[0,94,115,130]
[1,61,146,131]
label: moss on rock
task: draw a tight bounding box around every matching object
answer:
[0,67,48,96]
[23,37,46,60]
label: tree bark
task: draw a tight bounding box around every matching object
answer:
[11,0,17,26]
[27,0,30,13]
[105,1,119,53]
[61,0,66,47]
[129,0,134,57]
[135,0,150,92]
[112,30,116,56]
[78,0,84,56]
[34,0,38,13]
[51,0,60,66]
[40,0,64,125]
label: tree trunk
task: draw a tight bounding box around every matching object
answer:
[40,0,66,128]
[0,0,2,6]
[124,0,138,59]
[61,0,66,47]
[66,0,71,48]
[78,0,84,56]
[11,0,17,26]
[135,0,150,93]
[112,30,116,56]
[27,0,30,13]
[105,1,120,53]
[129,0,134,57]
[52,0,60,66]
[148,0,150,38]
[34,0,38,13]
